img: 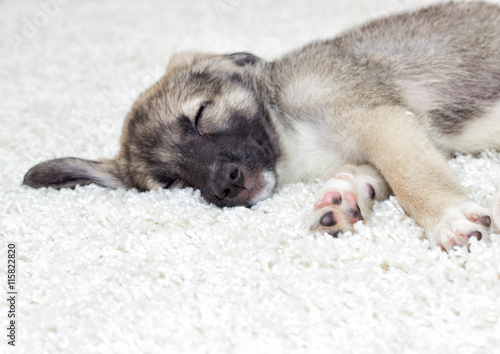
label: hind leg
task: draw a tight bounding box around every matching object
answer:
[310,164,391,236]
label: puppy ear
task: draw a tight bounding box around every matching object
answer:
[165,52,215,74]
[23,157,126,190]
[226,52,261,67]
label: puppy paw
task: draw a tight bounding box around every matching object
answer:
[310,172,377,237]
[428,202,491,251]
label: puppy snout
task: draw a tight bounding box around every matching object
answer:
[213,162,245,200]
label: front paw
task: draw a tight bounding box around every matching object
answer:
[310,173,374,237]
[428,202,491,251]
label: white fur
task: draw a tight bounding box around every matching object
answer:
[250,169,276,205]
[275,120,347,185]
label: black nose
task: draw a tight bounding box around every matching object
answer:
[213,163,245,200]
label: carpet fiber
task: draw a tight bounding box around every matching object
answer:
[2,0,500,352]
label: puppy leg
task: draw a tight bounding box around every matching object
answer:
[310,164,391,237]
[352,106,491,250]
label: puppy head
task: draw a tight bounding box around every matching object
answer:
[23,52,281,207]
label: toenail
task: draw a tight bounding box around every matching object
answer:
[320,211,336,227]
[328,230,341,238]
[368,184,376,200]
[468,231,482,241]
[470,214,491,227]
[357,204,363,221]
[348,204,363,222]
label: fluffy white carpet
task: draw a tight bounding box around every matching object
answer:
[2,0,500,352]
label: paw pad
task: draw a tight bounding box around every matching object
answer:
[310,178,366,237]
[319,211,336,227]
[310,167,386,238]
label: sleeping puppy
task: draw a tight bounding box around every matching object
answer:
[24,2,500,250]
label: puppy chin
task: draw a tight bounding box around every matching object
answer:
[248,169,276,206]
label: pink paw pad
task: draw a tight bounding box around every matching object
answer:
[343,191,358,209]
[314,191,342,209]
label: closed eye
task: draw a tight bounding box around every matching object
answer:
[166,178,184,189]
[194,102,209,135]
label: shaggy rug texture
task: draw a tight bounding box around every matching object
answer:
[1,0,500,353]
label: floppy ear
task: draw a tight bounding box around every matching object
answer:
[23,157,125,190]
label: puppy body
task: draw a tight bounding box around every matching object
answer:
[24,2,500,250]
[272,2,500,181]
